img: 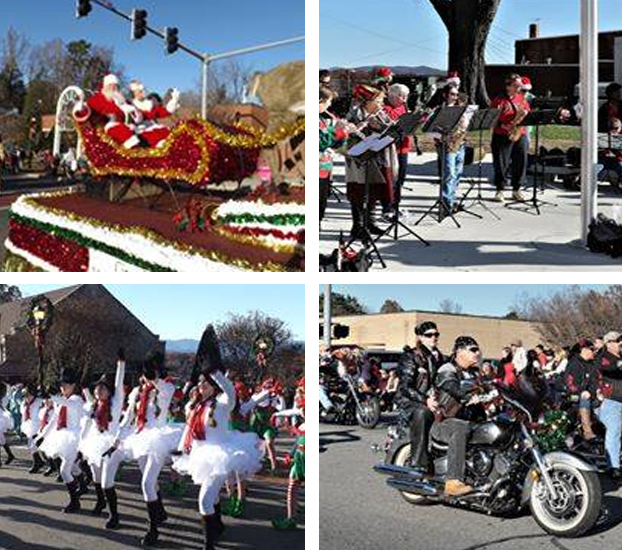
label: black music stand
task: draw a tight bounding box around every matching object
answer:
[415,106,468,228]
[375,112,430,246]
[505,109,559,215]
[458,108,501,220]
[345,132,397,268]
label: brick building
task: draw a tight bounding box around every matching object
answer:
[0,285,164,384]
[320,310,542,358]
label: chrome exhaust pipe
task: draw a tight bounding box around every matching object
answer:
[386,477,439,496]
[373,463,425,477]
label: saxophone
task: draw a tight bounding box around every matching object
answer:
[508,102,528,143]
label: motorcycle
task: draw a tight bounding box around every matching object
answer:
[320,358,381,429]
[374,382,602,538]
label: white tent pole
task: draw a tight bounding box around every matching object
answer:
[580,0,599,245]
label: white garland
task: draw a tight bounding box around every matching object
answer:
[5,238,61,272]
[11,193,246,272]
[215,200,306,219]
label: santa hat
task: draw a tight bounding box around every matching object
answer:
[374,66,393,80]
[446,71,461,87]
[129,80,144,93]
[520,76,532,91]
[103,74,119,87]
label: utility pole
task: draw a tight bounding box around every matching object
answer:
[323,285,332,349]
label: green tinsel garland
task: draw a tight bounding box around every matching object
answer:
[534,409,572,453]
[10,212,174,272]
[220,213,305,226]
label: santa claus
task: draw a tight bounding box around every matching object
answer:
[73,74,141,149]
[129,80,181,148]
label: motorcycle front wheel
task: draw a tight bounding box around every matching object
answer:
[356,395,381,429]
[529,462,602,538]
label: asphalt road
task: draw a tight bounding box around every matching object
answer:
[0,435,303,550]
[320,417,622,550]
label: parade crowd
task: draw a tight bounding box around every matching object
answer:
[0,330,305,549]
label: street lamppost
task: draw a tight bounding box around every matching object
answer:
[26,296,54,387]
[252,334,275,385]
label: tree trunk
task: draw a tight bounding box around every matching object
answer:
[429,0,502,106]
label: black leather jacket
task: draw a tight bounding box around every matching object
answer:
[435,360,476,421]
[395,344,444,408]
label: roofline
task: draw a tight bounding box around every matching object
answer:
[319,309,532,323]
[517,29,622,43]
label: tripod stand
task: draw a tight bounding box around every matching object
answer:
[457,108,501,220]
[415,105,469,228]
[504,109,559,215]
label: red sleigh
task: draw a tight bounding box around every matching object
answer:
[75,115,262,188]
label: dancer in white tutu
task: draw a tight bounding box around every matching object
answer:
[0,381,15,466]
[37,368,87,513]
[37,390,60,477]
[172,325,263,550]
[114,352,179,546]
[79,349,126,528]
[20,384,44,473]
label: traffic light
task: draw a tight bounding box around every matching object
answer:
[165,27,179,55]
[76,0,92,18]
[131,9,148,40]
[333,324,350,339]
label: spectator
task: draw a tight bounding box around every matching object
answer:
[510,339,528,374]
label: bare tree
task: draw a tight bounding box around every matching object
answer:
[438,298,463,314]
[428,0,502,105]
[380,299,405,314]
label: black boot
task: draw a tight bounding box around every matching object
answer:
[63,480,81,514]
[350,206,364,239]
[29,452,44,474]
[3,445,14,465]
[214,502,226,536]
[92,483,106,516]
[201,515,219,550]
[43,456,56,476]
[55,458,63,482]
[155,492,168,525]
[140,501,159,547]
[104,487,120,529]
[76,473,90,496]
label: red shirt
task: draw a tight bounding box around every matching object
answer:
[491,94,531,137]
[384,103,413,154]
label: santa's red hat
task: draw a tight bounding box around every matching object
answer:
[520,76,533,91]
[446,71,461,87]
[103,74,119,87]
[375,67,393,79]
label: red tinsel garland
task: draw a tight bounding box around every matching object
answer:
[221,225,305,244]
[9,219,89,272]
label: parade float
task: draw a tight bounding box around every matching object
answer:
[3,64,305,272]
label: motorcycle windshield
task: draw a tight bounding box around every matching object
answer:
[504,375,550,417]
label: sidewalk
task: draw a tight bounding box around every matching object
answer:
[319,153,622,271]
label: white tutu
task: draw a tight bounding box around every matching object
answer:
[0,410,14,433]
[79,426,115,465]
[122,424,183,461]
[40,428,80,462]
[173,430,264,485]
[21,419,38,439]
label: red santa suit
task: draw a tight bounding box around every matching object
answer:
[73,74,141,149]
[131,83,181,148]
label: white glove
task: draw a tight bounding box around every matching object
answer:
[166,88,181,113]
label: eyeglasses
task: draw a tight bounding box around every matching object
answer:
[423,331,440,338]
[468,347,481,353]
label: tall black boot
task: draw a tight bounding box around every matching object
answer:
[43,456,55,476]
[155,491,168,525]
[92,483,106,516]
[76,472,90,496]
[29,452,44,474]
[201,515,219,550]
[214,502,226,536]
[104,487,120,529]
[3,445,14,465]
[140,501,159,547]
[55,458,63,482]
[63,480,81,514]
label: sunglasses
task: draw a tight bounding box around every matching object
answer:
[423,332,440,338]
[468,347,481,353]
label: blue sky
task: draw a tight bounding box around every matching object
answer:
[321,0,622,69]
[20,284,304,341]
[322,284,611,317]
[3,0,304,92]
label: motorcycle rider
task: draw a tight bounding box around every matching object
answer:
[395,321,445,474]
[432,336,482,497]
[597,331,622,479]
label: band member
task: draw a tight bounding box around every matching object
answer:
[79,351,126,529]
[427,71,461,110]
[436,84,470,215]
[490,74,530,203]
[371,67,394,93]
[345,84,394,238]
[320,86,349,222]
[383,83,412,213]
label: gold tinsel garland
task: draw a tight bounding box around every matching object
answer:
[15,191,296,272]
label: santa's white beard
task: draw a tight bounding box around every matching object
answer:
[104,89,127,107]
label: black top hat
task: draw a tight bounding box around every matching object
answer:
[196,324,224,376]
[60,368,78,386]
